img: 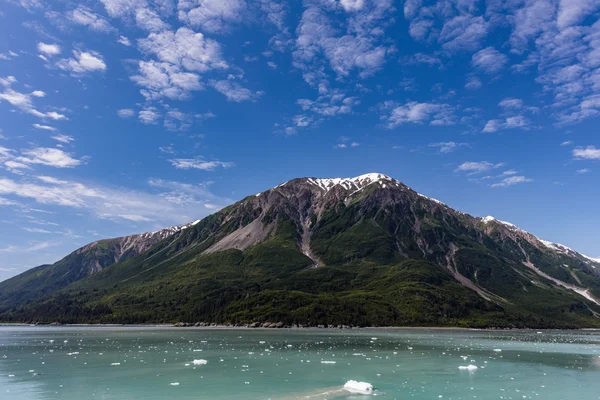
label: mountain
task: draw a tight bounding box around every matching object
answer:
[0,221,200,311]
[1,173,599,328]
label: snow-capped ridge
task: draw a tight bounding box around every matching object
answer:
[140,219,201,240]
[482,217,597,267]
[278,173,399,193]
[540,240,599,267]
[481,216,522,231]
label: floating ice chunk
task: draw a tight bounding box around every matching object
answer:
[192,359,208,365]
[493,349,502,352]
[321,361,336,364]
[111,363,121,366]
[170,382,179,386]
[344,380,373,395]
[458,365,478,371]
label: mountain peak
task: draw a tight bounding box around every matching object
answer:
[278,172,397,193]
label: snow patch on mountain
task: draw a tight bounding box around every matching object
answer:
[481,216,524,232]
[540,240,599,267]
[417,193,446,206]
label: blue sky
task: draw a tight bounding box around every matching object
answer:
[0,0,599,281]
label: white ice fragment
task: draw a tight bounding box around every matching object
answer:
[192,359,208,365]
[344,380,373,395]
[493,349,502,352]
[170,382,179,386]
[458,365,478,371]
[111,363,121,366]
[321,361,336,364]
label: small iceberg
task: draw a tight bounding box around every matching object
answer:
[493,349,502,352]
[458,365,478,371]
[170,382,180,386]
[111,363,121,366]
[344,380,373,395]
[321,361,336,364]
[192,359,207,365]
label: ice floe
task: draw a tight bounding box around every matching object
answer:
[458,365,478,371]
[344,380,373,395]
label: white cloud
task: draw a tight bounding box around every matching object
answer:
[403,53,441,66]
[17,148,82,168]
[117,36,132,46]
[32,124,56,131]
[37,42,61,56]
[573,146,600,160]
[576,168,591,174]
[0,175,230,225]
[472,47,508,74]
[491,176,533,188]
[439,15,488,52]
[381,101,455,128]
[68,6,115,33]
[293,2,394,84]
[455,161,504,174]
[52,134,74,143]
[31,90,46,97]
[169,158,234,170]
[429,142,467,153]
[178,0,246,33]
[560,140,573,146]
[117,108,135,118]
[211,80,262,102]
[100,0,170,32]
[292,115,312,127]
[297,91,359,117]
[133,28,227,100]
[56,50,107,75]
[465,76,482,90]
[138,27,226,72]
[138,108,161,124]
[557,0,600,29]
[22,227,53,233]
[131,60,203,100]
[498,98,524,110]
[135,7,170,32]
[0,80,68,121]
[482,116,530,133]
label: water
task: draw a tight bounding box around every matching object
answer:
[1,326,599,400]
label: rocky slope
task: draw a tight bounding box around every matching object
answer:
[0,221,200,310]
[1,173,599,328]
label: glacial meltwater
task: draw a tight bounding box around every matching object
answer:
[1,327,599,400]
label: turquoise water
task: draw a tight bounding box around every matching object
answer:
[1,327,599,399]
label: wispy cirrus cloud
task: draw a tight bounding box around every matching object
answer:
[0,77,68,120]
[491,176,533,188]
[455,161,504,174]
[168,158,234,171]
[429,142,467,153]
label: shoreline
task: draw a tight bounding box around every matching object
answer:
[0,322,598,331]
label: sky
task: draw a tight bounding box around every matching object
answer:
[0,0,598,282]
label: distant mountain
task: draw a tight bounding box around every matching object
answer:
[1,173,599,328]
[0,221,200,310]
